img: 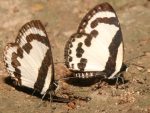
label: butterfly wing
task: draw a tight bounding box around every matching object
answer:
[64,3,124,79]
[4,20,54,94]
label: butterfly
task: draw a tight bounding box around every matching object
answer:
[64,2,127,81]
[3,20,69,102]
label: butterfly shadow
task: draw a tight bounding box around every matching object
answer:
[65,75,129,87]
[4,76,42,97]
[4,76,70,103]
[65,77,101,87]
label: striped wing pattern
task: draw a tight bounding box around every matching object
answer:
[65,3,124,79]
[3,20,55,94]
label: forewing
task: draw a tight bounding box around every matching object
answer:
[4,20,54,94]
[65,3,123,78]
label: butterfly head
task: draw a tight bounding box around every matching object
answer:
[120,63,128,72]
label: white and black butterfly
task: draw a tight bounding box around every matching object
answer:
[3,20,68,102]
[64,2,127,81]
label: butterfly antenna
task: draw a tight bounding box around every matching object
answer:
[56,75,81,81]
[124,53,146,71]
[69,95,91,102]
[53,61,65,64]
[125,53,145,64]
[49,92,52,103]
[129,63,145,68]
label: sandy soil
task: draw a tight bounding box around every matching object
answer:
[0,0,150,113]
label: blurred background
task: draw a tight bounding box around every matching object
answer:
[0,0,150,113]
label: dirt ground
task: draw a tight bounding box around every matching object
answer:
[0,0,150,113]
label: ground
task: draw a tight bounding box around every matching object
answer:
[0,0,150,113]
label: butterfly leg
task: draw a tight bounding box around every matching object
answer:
[48,90,56,102]
[32,90,36,96]
[115,77,119,88]
[115,73,125,89]
[42,92,47,100]
[49,92,52,102]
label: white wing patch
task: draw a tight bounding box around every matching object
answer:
[18,40,49,88]
[69,24,119,71]
[41,65,52,94]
